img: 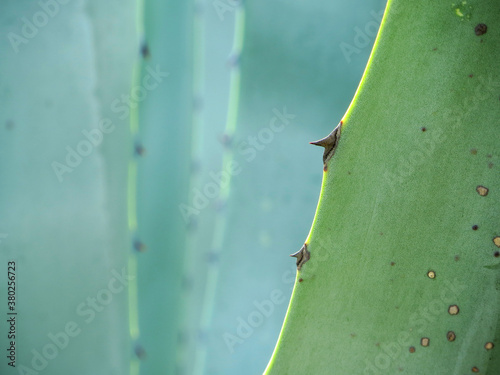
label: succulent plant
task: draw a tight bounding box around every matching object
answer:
[264,0,500,374]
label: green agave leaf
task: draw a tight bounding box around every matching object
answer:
[175,4,236,375]
[133,0,194,374]
[0,1,137,374]
[188,1,386,374]
[265,0,500,374]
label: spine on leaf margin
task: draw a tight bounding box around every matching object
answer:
[265,0,500,374]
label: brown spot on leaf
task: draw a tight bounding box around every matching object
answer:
[421,337,430,347]
[485,342,494,350]
[454,255,460,261]
[409,346,416,353]
[226,53,240,68]
[493,237,500,248]
[135,143,146,156]
[470,148,478,155]
[476,186,489,196]
[472,366,479,373]
[494,251,499,258]
[220,133,232,148]
[469,74,474,78]
[447,331,456,341]
[427,270,436,279]
[421,127,427,132]
[390,262,396,266]
[140,42,150,59]
[298,278,303,283]
[134,344,147,359]
[472,225,479,231]
[475,23,487,36]
[448,305,460,315]
[133,240,146,252]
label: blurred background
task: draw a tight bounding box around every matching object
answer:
[0,0,385,374]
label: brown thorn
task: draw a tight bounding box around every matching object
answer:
[310,122,342,165]
[290,243,310,271]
